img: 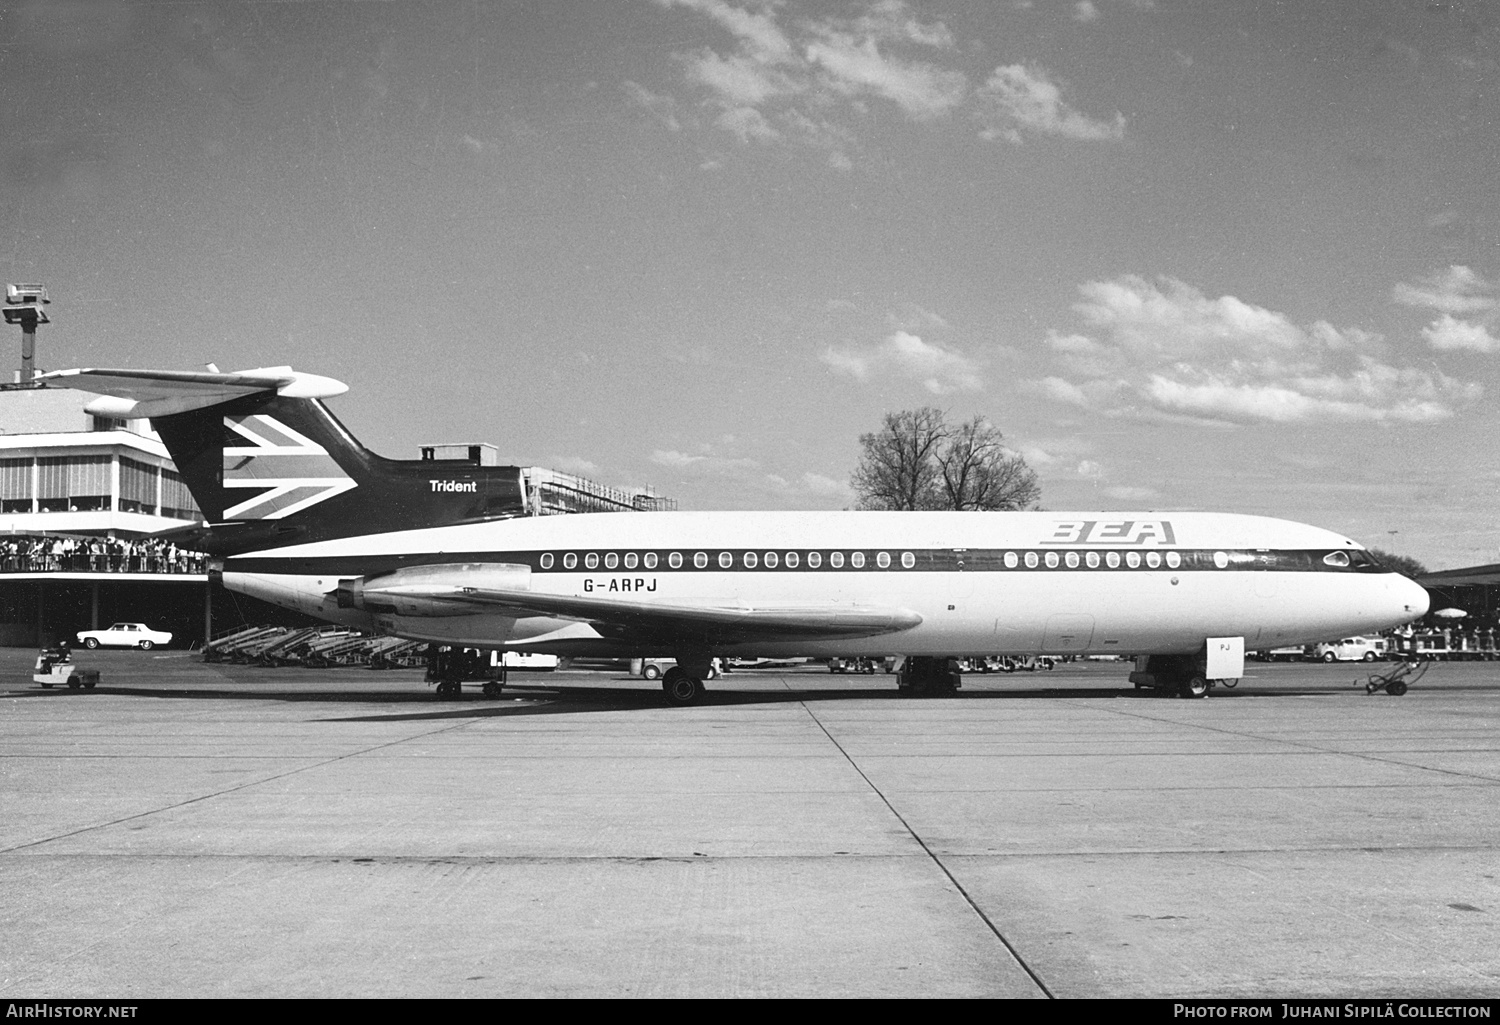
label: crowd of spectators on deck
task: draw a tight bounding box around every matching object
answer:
[0,535,207,574]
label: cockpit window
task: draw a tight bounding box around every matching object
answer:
[1323,551,1351,568]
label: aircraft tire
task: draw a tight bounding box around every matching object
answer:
[662,671,702,707]
[1180,675,1210,699]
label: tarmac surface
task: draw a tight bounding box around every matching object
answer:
[2,650,1498,999]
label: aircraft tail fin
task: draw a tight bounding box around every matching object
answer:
[39,367,527,549]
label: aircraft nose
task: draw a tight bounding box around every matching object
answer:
[1394,574,1430,622]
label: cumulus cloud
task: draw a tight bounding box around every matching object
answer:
[1073,2,1100,23]
[1423,314,1500,353]
[1037,275,1481,424]
[977,65,1125,142]
[822,330,983,394]
[1392,265,1497,315]
[1394,266,1500,355]
[651,448,761,473]
[646,0,1123,161]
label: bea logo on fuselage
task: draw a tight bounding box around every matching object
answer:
[1042,520,1176,546]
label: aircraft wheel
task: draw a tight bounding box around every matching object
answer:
[1322,652,1337,663]
[139,640,154,650]
[643,663,662,680]
[1180,675,1210,699]
[83,638,99,649]
[662,669,702,707]
[1388,681,1408,696]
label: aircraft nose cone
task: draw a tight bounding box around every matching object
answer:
[1396,574,1430,622]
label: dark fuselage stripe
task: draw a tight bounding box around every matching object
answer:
[224,548,1389,578]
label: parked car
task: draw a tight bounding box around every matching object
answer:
[1309,636,1386,662]
[76,622,173,650]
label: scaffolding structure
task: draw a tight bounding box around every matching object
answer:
[523,467,676,516]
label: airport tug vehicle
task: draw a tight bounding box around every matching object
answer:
[33,645,99,690]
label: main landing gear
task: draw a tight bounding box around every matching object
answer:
[1128,654,1234,699]
[661,658,716,706]
[897,656,962,697]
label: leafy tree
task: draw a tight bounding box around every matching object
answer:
[852,408,1040,511]
[1365,547,1427,579]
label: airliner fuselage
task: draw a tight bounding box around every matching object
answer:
[220,508,1428,663]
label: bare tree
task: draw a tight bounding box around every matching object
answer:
[937,415,1041,511]
[851,409,1040,511]
[850,408,948,510]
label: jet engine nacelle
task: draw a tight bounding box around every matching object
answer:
[336,562,530,617]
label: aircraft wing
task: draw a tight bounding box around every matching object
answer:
[353,580,922,646]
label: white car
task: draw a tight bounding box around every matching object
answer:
[76,622,173,650]
[1310,636,1386,663]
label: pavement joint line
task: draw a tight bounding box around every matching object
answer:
[0,716,486,856]
[790,694,1056,1000]
[1069,700,1500,786]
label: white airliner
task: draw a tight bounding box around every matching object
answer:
[41,366,1430,704]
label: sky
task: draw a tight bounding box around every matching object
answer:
[1,0,1498,570]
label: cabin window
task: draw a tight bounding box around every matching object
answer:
[875,552,890,569]
[807,552,822,568]
[1064,552,1079,569]
[1024,552,1039,569]
[744,551,758,569]
[764,552,778,568]
[830,552,845,568]
[901,552,914,569]
[1085,551,1100,569]
[851,552,866,568]
[785,551,799,568]
[1323,551,1351,568]
[1004,552,1018,569]
[585,553,599,569]
[563,553,578,570]
[1213,551,1229,569]
[1126,552,1141,569]
[693,552,708,569]
[540,553,554,569]
[604,552,618,570]
[1165,551,1181,569]
[1106,551,1120,569]
[1146,552,1162,569]
[645,552,658,569]
[669,552,683,569]
[718,551,733,569]
[1044,552,1060,569]
[624,552,638,569]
